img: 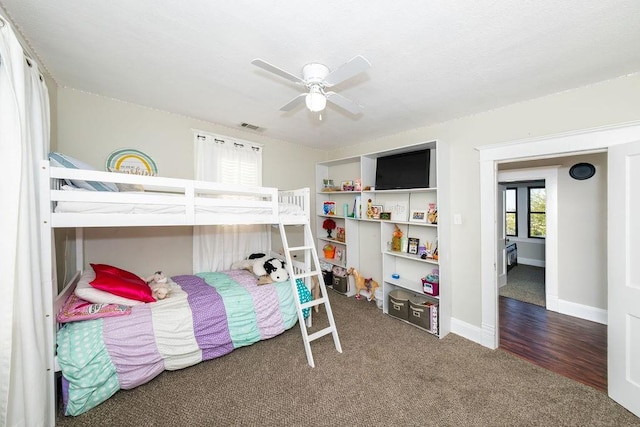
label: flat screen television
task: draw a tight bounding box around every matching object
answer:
[375,149,430,190]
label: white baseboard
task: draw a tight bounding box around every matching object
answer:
[516,257,545,267]
[451,317,485,346]
[557,299,607,325]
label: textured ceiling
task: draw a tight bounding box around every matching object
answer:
[2,0,640,150]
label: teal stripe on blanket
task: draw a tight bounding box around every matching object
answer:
[198,272,261,348]
[273,279,299,329]
[56,319,119,416]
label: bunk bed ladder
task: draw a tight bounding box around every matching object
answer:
[278,222,342,367]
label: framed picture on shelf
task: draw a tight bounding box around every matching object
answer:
[379,212,392,220]
[341,180,355,191]
[410,209,427,223]
[371,204,383,219]
[335,249,343,262]
[408,237,420,254]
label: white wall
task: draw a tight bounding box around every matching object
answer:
[55,88,327,275]
[328,73,640,328]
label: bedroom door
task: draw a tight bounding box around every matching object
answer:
[608,140,640,417]
[497,184,507,287]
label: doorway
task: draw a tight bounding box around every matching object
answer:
[478,121,640,416]
[495,156,607,390]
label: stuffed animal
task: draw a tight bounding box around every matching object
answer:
[146,271,172,300]
[231,252,266,270]
[347,267,379,301]
[253,257,289,283]
[231,253,289,284]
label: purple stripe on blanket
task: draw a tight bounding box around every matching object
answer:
[224,270,285,339]
[173,275,234,360]
[103,304,164,389]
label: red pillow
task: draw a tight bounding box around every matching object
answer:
[91,263,144,282]
[89,270,155,303]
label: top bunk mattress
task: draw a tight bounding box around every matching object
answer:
[54,190,306,217]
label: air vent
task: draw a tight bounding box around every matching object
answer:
[240,122,261,131]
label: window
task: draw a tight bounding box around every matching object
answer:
[528,186,546,238]
[505,188,517,236]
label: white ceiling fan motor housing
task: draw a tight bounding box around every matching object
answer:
[302,63,330,86]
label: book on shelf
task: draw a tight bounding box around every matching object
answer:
[323,201,336,215]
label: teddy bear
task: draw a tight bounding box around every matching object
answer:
[146,271,172,300]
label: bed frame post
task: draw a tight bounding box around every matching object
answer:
[39,160,56,426]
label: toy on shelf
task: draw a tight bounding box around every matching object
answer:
[427,203,438,224]
[391,225,403,251]
[366,198,374,219]
[347,267,379,301]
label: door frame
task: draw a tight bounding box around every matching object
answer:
[478,120,640,350]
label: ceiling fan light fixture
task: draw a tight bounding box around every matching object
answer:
[305,85,326,112]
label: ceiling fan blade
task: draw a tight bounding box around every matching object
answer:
[323,55,371,87]
[325,91,363,114]
[279,93,307,111]
[251,59,305,85]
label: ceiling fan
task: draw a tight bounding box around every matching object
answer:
[251,55,371,114]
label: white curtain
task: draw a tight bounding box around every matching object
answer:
[193,134,268,273]
[0,15,52,427]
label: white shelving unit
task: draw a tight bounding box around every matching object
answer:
[315,141,450,337]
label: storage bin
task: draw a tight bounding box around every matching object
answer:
[322,270,333,287]
[408,295,432,330]
[332,275,348,294]
[388,289,412,321]
[421,278,439,296]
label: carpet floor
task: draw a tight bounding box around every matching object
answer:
[56,288,638,426]
[499,264,545,306]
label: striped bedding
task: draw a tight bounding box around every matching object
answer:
[57,270,305,416]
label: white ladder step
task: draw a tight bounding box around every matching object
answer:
[307,326,336,342]
[300,297,328,310]
[287,245,314,252]
[292,270,321,280]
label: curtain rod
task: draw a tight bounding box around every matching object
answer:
[192,129,264,149]
[0,12,41,67]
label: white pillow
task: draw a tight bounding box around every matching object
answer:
[49,152,118,192]
[74,269,144,306]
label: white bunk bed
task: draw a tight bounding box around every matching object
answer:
[39,160,341,419]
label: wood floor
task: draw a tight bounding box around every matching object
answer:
[499,296,607,393]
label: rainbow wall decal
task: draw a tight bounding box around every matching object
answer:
[106,148,158,176]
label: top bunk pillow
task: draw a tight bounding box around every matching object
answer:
[49,152,118,192]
